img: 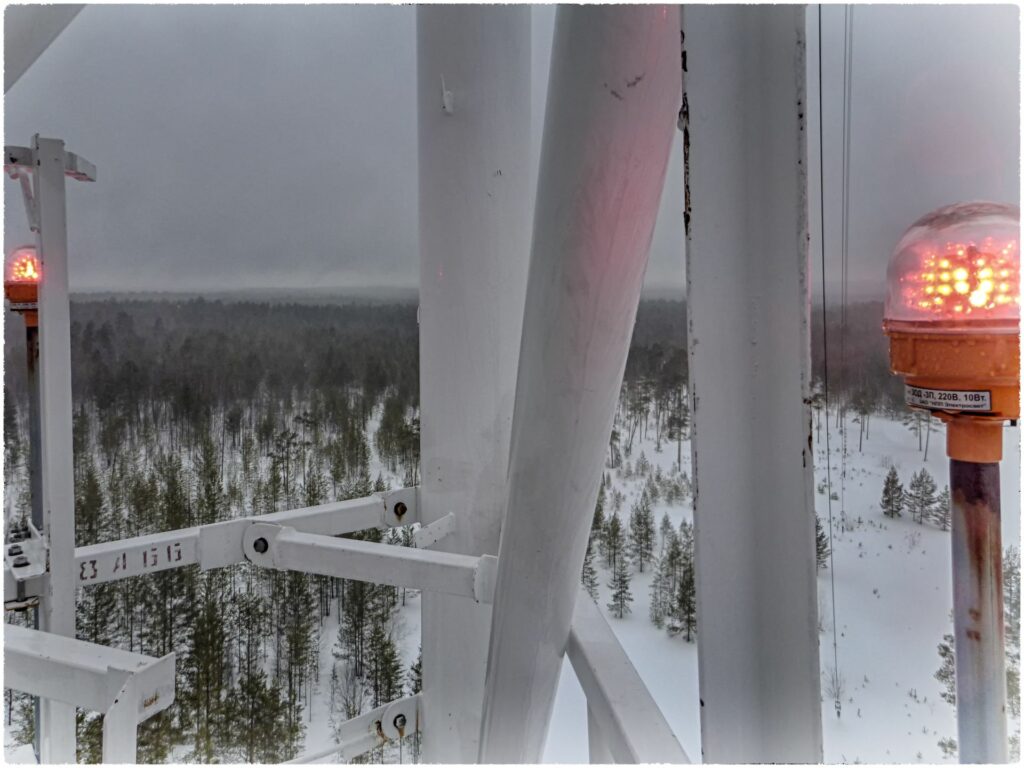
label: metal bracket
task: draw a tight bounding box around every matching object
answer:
[5,518,47,581]
[413,511,455,549]
[286,693,422,764]
[5,144,94,235]
[4,144,96,181]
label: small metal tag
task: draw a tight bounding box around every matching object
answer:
[906,385,991,412]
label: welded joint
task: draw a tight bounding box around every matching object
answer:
[474,554,498,604]
[412,512,455,549]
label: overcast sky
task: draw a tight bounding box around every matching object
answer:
[3,4,1019,296]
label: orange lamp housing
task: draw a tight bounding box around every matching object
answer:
[883,202,1020,463]
[4,246,41,327]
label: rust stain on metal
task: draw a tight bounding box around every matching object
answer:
[951,460,1004,608]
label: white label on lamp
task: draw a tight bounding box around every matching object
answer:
[905,385,991,412]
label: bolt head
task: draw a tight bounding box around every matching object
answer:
[394,502,408,519]
[253,537,269,554]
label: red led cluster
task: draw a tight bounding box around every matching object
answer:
[900,239,1018,318]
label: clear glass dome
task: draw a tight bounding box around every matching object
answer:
[883,202,1020,334]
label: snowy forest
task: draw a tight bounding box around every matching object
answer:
[2,295,1020,763]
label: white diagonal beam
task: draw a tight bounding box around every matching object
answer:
[567,593,690,764]
[478,6,681,761]
[4,5,84,92]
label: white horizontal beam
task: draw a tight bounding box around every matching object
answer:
[243,523,497,603]
[68,488,417,587]
[567,593,690,764]
[287,694,420,764]
[4,624,174,721]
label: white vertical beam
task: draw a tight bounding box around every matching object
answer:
[682,7,822,762]
[34,135,78,763]
[478,6,680,761]
[416,7,531,762]
[102,679,139,764]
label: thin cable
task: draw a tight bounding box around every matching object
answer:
[817,4,841,715]
[839,4,855,526]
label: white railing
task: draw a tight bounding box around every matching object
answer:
[4,624,175,762]
[7,491,690,764]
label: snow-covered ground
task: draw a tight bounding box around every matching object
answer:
[541,410,1021,763]
[5,406,1019,764]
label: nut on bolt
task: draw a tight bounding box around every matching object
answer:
[252,537,269,554]
[393,713,407,730]
[394,501,408,519]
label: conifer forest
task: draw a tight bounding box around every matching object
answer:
[2,296,1019,762]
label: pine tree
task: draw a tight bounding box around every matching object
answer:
[185,572,228,762]
[628,493,656,573]
[668,521,697,640]
[936,633,956,705]
[933,487,952,531]
[4,385,21,473]
[581,537,600,600]
[592,483,607,558]
[340,579,371,677]
[670,565,698,641]
[1005,547,1021,649]
[304,458,327,507]
[227,666,293,762]
[195,430,224,526]
[408,647,423,695]
[881,467,904,518]
[282,571,317,736]
[650,530,682,629]
[816,516,831,570]
[604,512,626,570]
[659,512,673,557]
[907,469,938,525]
[75,461,118,647]
[366,618,403,708]
[607,548,634,619]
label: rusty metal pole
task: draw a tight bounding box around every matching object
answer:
[950,458,1008,763]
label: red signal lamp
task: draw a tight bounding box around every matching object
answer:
[5,246,41,327]
[883,202,1020,462]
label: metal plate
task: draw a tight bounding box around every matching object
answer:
[906,384,992,412]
